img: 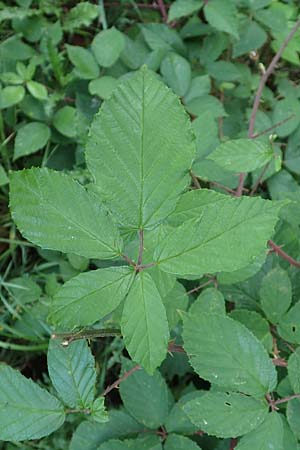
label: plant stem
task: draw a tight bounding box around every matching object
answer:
[249,161,271,196]
[102,364,141,396]
[236,18,300,197]
[274,394,300,405]
[268,240,300,269]
[51,328,121,343]
[251,115,294,139]
[137,229,144,266]
[0,341,48,351]
[157,0,168,22]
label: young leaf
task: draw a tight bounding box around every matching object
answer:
[47,339,96,409]
[204,0,239,39]
[165,434,200,450]
[66,45,99,79]
[14,122,50,160]
[53,106,77,138]
[259,266,292,324]
[91,397,108,423]
[183,313,277,396]
[50,267,133,328]
[63,2,98,32]
[0,364,65,441]
[10,168,123,259]
[0,85,25,108]
[155,195,281,278]
[86,67,195,230]
[160,52,191,97]
[183,391,268,438]
[235,412,284,450]
[288,348,300,394]
[208,139,274,173]
[162,281,189,329]
[91,28,125,68]
[168,0,203,22]
[121,271,169,373]
[26,80,48,100]
[119,361,169,429]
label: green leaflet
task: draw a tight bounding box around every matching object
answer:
[190,287,225,316]
[121,271,169,373]
[288,348,300,394]
[287,398,300,440]
[278,301,300,344]
[14,122,50,160]
[119,361,169,429]
[0,364,65,441]
[183,391,268,438]
[91,28,125,68]
[155,195,281,278]
[49,267,133,328]
[208,138,274,173]
[9,168,123,259]
[168,0,204,22]
[165,391,204,434]
[230,310,273,352]
[97,435,162,450]
[183,313,277,397]
[235,412,284,450]
[47,339,96,409]
[164,434,201,450]
[259,266,292,324]
[66,45,99,79]
[204,0,239,39]
[86,66,195,230]
[161,52,191,96]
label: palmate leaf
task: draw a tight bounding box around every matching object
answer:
[0,365,65,441]
[183,313,277,397]
[49,267,134,328]
[86,66,195,230]
[9,168,123,259]
[155,193,282,278]
[47,339,96,409]
[121,271,169,373]
[183,391,268,438]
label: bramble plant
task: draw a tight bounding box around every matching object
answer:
[2,1,300,449]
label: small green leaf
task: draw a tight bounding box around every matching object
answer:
[236,412,284,450]
[185,94,226,118]
[183,313,277,396]
[119,360,169,429]
[273,98,300,137]
[233,20,267,58]
[26,80,48,100]
[0,85,25,108]
[121,272,169,373]
[189,288,225,316]
[50,267,133,328]
[10,168,123,259]
[161,53,191,97]
[66,45,99,80]
[92,28,125,68]
[0,364,65,441]
[155,194,281,278]
[204,0,239,39]
[259,266,292,324]
[0,164,8,186]
[8,275,42,304]
[287,398,300,440]
[165,434,201,450]
[53,106,77,138]
[184,75,211,103]
[88,76,119,99]
[288,348,300,394]
[98,435,162,450]
[208,138,274,173]
[168,0,203,22]
[48,339,96,408]
[14,122,50,160]
[162,281,188,329]
[184,391,268,438]
[63,2,98,32]
[91,397,108,424]
[278,301,300,344]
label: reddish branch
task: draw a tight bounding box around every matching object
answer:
[230,438,238,450]
[104,2,170,10]
[236,18,300,197]
[102,364,141,396]
[268,240,300,269]
[156,0,168,22]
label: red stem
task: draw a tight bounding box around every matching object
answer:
[102,364,141,396]
[156,0,168,22]
[268,240,300,269]
[274,393,300,405]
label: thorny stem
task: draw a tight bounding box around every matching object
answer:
[251,115,295,139]
[102,364,141,396]
[51,328,121,344]
[157,0,168,22]
[236,18,300,197]
[249,161,271,196]
[274,394,300,405]
[268,240,300,269]
[186,277,216,295]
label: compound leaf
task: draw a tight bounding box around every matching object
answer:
[183,313,277,397]
[10,168,123,259]
[121,271,169,373]
[0,364,65,441]
[47,339,96,409]
[86,67,195,230]
[50,267,133,328]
